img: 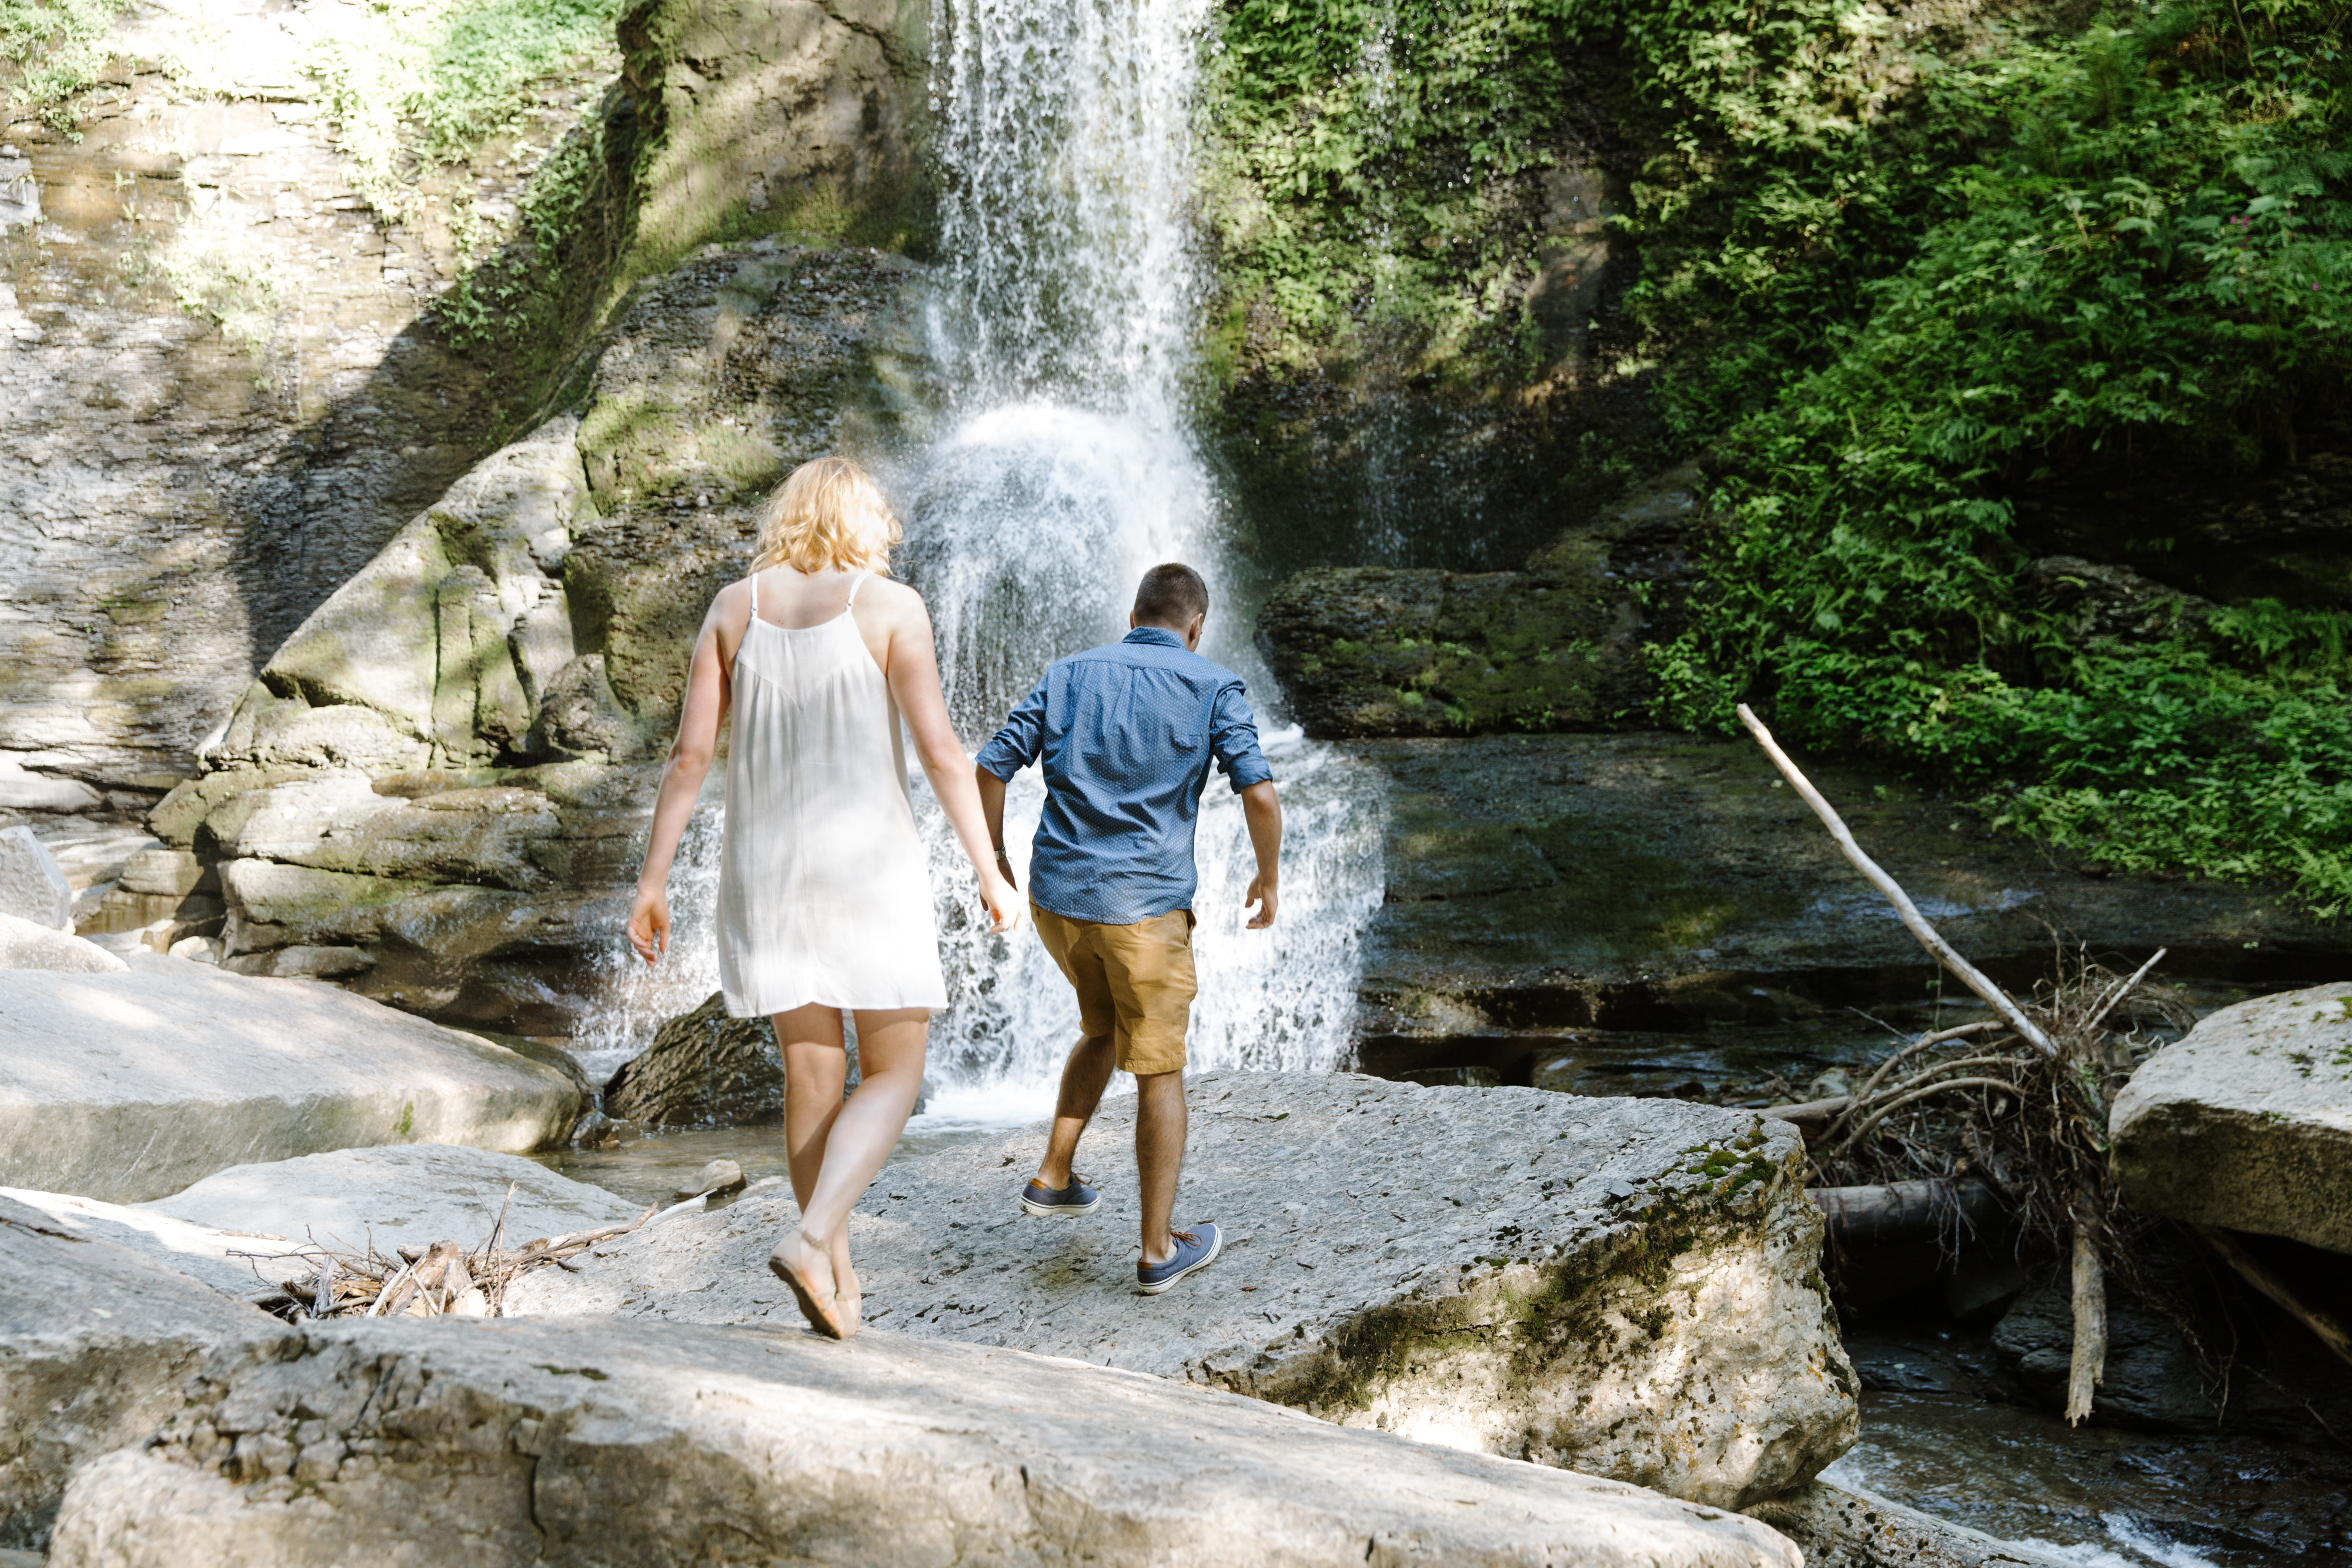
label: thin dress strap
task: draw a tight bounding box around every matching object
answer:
[749,570,759,619]
[844,570,868,609]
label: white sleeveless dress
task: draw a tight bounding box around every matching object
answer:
[716,571,948,1017]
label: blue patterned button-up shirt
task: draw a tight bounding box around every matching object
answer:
[975,627,1275,926]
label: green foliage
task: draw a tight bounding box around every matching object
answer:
[1201,0,1589,380]
[303,0,623,220]
[0,0,129,132]
[1636,0,2352,907]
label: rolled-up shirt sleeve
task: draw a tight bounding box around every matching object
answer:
[975,675,1050,781]
[1209,680,1274,792]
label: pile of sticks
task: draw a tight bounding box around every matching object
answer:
[237,1189,662,1323]
[1738,705,2187,1425]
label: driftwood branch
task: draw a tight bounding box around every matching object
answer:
[2067,1220,2107,1425]
[2083,948,2167,1035]
[2194,1224,2352,1371]
[1736,704,2057,1057]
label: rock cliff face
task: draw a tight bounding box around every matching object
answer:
[0,0,932,827]
[0,0,938,1024]
[155,239,927,1027]
[0,0,619,807]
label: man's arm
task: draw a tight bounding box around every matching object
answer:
[1241,779,1281,928]
[975,766,1015,891]
[973,673,1050,894]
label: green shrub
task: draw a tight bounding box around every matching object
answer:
[0,0,131,132]
[1637,0,2352,907]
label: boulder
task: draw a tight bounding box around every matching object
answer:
[509,1071,1858,1509]
[604,991,784,1127]
[2110,981,2352,1254]
[0,968,582,1203]
[0,1195,285,1551]
[0,913,126,974]
[143,1144,642,1253]
[45,1316,1803,1567]
[0,827,69,931]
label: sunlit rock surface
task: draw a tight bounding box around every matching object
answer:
[2112,981,2352,1255]
[0,1195,284,1552]
[0,968,579,1202]
[510,1071,1857,1509]
[45,1316,1803,1567]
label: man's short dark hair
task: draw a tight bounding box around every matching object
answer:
[1133,563,1210,627]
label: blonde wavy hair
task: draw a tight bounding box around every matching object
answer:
[750,457,901,575]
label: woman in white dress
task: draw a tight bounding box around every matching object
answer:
[627,457,1019,1339]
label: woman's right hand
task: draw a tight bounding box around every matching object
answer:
[978,869,1023,935]
[627,884,670,965]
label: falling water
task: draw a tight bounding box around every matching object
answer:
[575,0,1385,1108]
[902,0,1384,1113]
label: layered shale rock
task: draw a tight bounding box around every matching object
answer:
[0,1196,284,1551]
[0,0,619,804]
[44,1316,1802,1567]
[2111,982,2352,1255]
[509,1071,1858,1509]
[0,968,580,1202]
[153,238,928,1030]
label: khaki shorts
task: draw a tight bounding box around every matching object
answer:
[1030,901,1197,1076]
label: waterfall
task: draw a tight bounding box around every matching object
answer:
[576,0,1385,1109]
[902,0,1384,1114]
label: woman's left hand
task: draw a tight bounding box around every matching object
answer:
[627,885,670,965]
[978,870,1023,935]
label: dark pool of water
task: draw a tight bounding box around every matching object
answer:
[1828,1379,2352,1565]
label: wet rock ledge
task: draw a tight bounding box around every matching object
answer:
[510,1071,1859,1509]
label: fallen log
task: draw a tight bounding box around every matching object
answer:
[1809,1179,2004,1250]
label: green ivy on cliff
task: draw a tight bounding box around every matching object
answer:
[304,0,624,220]
[1200,0,1591,382]
[0,0,129,131]
[1632,0,2352,908]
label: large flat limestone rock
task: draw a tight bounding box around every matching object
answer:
[510,1072,1858,1507]
[0,969,582,1203]
[46,1317,1802,1567]
[0,1196,286,1550]
[2111,982,2352,1253]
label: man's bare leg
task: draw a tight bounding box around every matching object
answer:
[1134,1068,1187,1266]
[1036,1031,1115,1189]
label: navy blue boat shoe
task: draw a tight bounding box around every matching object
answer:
[1020,1175,1101,1217]
[1136,1223,1221,1294]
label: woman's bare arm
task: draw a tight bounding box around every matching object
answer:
[627,586,739,963]
[877,586,1021,934]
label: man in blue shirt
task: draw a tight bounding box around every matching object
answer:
[974,563,1283,1296]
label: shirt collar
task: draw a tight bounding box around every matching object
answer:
[1122,626,1186,650]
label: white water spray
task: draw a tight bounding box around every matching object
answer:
[902,0,1383,1111]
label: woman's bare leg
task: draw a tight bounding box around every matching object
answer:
[790,1007,927,1335]
[774,1005,849,1332]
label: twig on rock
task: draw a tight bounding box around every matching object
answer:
[1736,704,2056,1056]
